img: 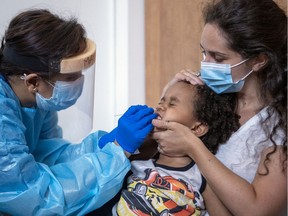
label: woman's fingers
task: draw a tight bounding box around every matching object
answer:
[161,69,204,98]
[152,119,201,157]
[178,69,204,85]
[152,119,171,131]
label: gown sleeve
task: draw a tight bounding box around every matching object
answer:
[0,87,131,215]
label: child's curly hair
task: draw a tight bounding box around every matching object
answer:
[193,84,240,154]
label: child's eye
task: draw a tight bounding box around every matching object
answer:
[168,102,176,107]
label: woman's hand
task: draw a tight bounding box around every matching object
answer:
[152,119,202,157]
[161,69,204,98]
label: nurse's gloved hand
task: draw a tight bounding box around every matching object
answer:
[116,105,157,153]
[99,128,117,148]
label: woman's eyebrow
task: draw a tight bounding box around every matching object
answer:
[200,44,228,57]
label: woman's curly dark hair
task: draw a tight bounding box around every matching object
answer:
[193,84,240,154]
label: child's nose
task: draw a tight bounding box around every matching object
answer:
[155,105,165,113]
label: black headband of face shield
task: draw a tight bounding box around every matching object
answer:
[2,44,60,73]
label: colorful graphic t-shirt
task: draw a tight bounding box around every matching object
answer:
[115,159,206,216]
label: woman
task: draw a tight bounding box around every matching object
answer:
[152,0,287,215]
[0,9,156,215]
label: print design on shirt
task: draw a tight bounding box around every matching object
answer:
[116,168,201,216]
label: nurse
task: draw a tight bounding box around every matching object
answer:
[0,9,156,215]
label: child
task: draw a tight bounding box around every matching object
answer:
[113,80,240,215]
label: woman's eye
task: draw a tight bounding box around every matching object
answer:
[208,52,225,63]
[201,50,206,59]
[215,58,224,63]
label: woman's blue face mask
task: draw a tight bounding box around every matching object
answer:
[36,75,84,111]
[200,59,253,94]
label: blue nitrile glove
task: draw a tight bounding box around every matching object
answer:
[116,105,157,153]
[99,128,117,148]
[98,105,157,151]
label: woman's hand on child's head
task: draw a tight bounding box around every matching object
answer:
[177,69,204,85]
[161,69,204,98]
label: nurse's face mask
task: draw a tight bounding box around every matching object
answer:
[36,75,85,111]
[200,59,253,94]
[20,74,85,111]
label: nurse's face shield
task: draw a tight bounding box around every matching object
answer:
[3,38,96,75]
[57,39,97,142]
[50,38,96,74]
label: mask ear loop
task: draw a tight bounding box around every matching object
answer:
[27,73,57,90]
[19,73,39,92]
[45,80,57,89]
[240,69,253,81]
[230,58,253,83]
[20,73,27,80]
[230,58,249,68]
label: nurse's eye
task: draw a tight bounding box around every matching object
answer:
[66,75,81,81]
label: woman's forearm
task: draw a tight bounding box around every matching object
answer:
[202,184,233,216]
[190,142,287,216]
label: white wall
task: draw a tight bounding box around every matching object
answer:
[0,0,145,142]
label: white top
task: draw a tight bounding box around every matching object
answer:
[216,107,284,183]
[203,107,285,216]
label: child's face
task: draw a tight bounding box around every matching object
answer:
[154,82,197,130]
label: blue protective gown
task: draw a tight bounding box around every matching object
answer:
[0,75,131,216]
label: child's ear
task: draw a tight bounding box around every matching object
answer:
[190,122,208,137]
